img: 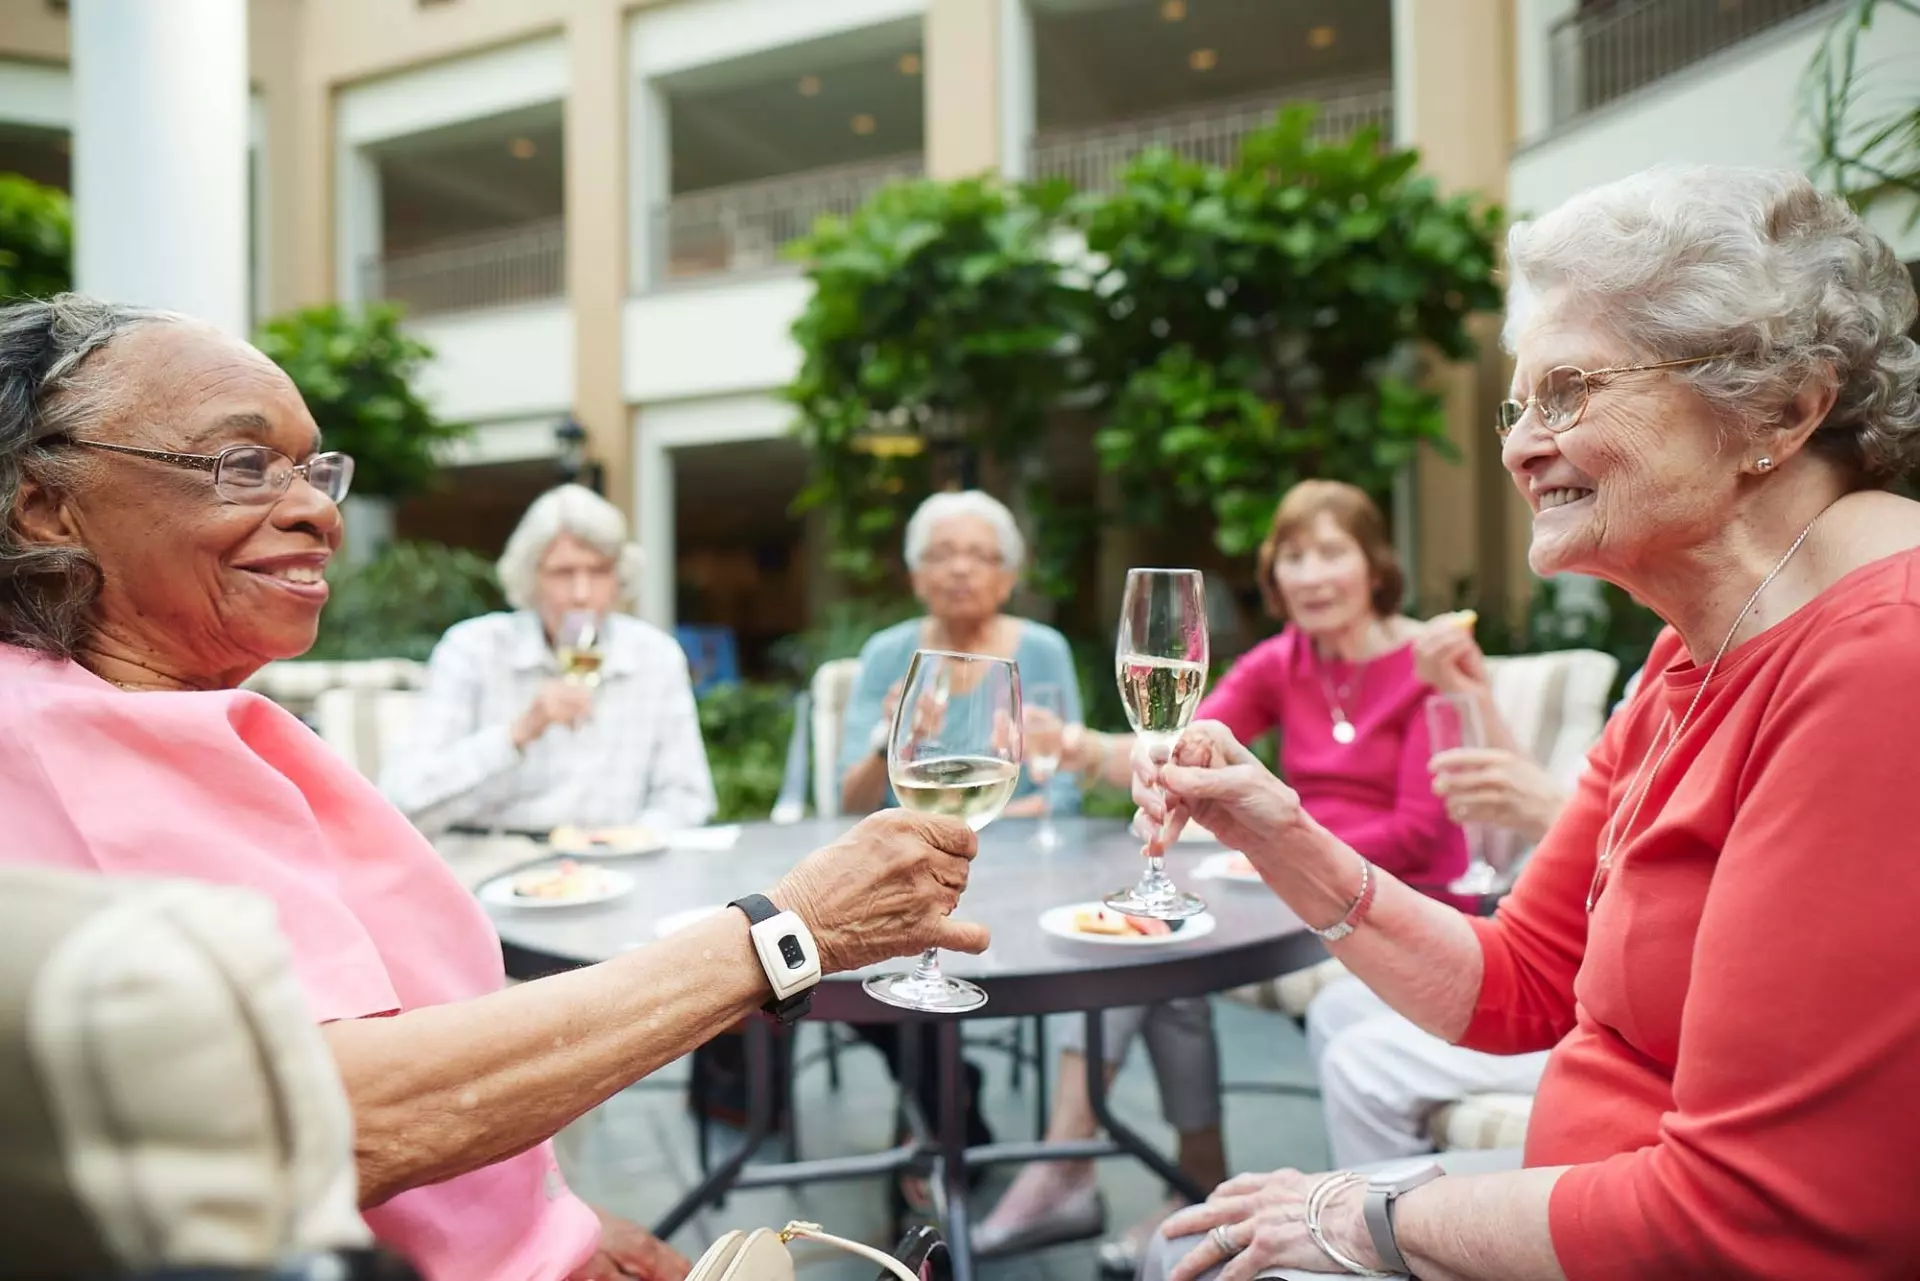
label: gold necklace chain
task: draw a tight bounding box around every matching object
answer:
[1587,504,1832,913]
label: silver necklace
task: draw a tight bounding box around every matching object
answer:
[1588,505,1830,913]
[1316,624,1379,746]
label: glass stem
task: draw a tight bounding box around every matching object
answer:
[910,948,943,982]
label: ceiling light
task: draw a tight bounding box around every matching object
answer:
[1188,47,1218,72]
[508,137,536,159]
[1160,0,1186,20]
[898,52,922,75]
[851,113,877,135]
[797,75,822,96]
[1307,25,1337,50]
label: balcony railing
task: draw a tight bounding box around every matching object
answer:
[363,218,566,317]
[654,154,925,285]
[1549,0,1839,126]
[1029,77,1396,193]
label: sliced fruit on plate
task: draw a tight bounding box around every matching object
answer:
[511,859,606,900]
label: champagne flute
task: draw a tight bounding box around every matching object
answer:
[1023,682,1068,850]
[1106,568,1210,921]
[555,611,603,687]
[1426,692,1501,897]
[863,649,1022,1014]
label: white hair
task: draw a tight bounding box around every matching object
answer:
[903,490,1025,573]
[496,484,643,610]
[1504,164,1920,483]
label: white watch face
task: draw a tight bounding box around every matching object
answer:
[750,910,821,1001]
[1368,1158,1444,1194]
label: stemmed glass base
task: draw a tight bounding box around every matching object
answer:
[1105,862,1207,921]
[1448,860,1502,897]
[863,950,989,1013]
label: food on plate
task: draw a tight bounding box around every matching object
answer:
[1434,608,1478,632]
[511,859,608,901]
[1227,853,1256,877]
[548,824,655,853]
[1071,906,1174,938]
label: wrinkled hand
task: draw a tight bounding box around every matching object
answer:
[1431,746,1566,843]
[568,1207,691,1281]
[513,679,597,749]
[1162,1168,1381,1281]
[1132,721,1307,861]
[770,810,989,972]
[1412,616,1489,697]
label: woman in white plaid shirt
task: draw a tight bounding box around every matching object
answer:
[383,484,717,835]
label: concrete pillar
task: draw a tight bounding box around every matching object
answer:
[70,0,249,335]
[1391,0,1518,618]
[332,147,381,308]
[997,0,1036,181]
[629,77,672,293]
[926,0,1005,178]
[567,0,633,516]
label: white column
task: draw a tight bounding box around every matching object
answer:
[70,0,248,335]
[629,77,672,293]
[334,146,383,307]
[635,414,676,629]
[1515,0,1579,145]
[997,0,1036,181]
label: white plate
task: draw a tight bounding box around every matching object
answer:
[1038,901,1218,947]
[654,906,725,938]
[1194,851,1264,885]
[478,864,637,909]
[547,827,668,858]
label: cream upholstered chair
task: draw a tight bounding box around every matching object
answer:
[808,658,863,819]
[0,867,403,1277]
[310,687,424,783]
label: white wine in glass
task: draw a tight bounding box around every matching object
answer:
[1107,568,1210,921]
[1023,682,1068,849]
[864,649,1022,1014]
[555,611,604,686]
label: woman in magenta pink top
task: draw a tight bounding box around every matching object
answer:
[0,296,990,1281]
[975,480,1465,1264]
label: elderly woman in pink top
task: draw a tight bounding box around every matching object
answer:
[0,295,990,1281]
[975,479,1464,1266]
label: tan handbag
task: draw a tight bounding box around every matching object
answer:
[686,1221,922,1281]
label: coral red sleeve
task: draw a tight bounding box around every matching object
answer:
[1548,605,1920,1280]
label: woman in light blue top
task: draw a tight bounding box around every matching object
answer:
[835,489,1083,1200]
[836,490,1083,818]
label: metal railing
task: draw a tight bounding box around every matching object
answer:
[363,218,566,316]
[653,154,925,285]
[1029,77,1396,193]
[1549,0,1839,125]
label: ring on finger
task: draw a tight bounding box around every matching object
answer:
[1209,1225,1243,1258]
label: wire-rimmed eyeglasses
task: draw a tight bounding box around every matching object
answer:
[64,438,355,506]
[1496,354,1732,440]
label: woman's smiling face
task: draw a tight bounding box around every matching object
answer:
[1503,310,1741,585]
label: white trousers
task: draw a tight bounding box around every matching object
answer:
[1305,977,1549,1169]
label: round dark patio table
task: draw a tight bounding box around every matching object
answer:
[456,816,1325,1281]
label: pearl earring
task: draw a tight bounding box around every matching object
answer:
[1753,456,1774,473]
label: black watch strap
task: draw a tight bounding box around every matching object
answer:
[729,894,813,1024]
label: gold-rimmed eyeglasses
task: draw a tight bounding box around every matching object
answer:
[64,438,355,506]
[1495,354,1732,440]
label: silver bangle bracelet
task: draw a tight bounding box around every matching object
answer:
[1305,1172,1393,1278]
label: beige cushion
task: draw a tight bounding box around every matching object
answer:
[0,867,367,1274]
[313,686,423,781]
[1227,956,1348,1018]
[244,659,428,718]
[809,658,863,819]
[1427,1091,1533,1152]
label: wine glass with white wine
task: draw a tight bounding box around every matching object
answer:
[1107,568,1209,921]
[555,611,604,687]
[863,649,1022,1014]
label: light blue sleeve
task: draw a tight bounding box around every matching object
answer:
[1026,625,1085,816]
[835,625,910,806]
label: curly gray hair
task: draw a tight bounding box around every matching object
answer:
[0,294,182,658]
[1504,165,1920,484]
[904,490,1025,573]
[496,484,643,611]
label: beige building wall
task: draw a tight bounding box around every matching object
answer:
[1392,0,1521,620]
[925,0,1003,179]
